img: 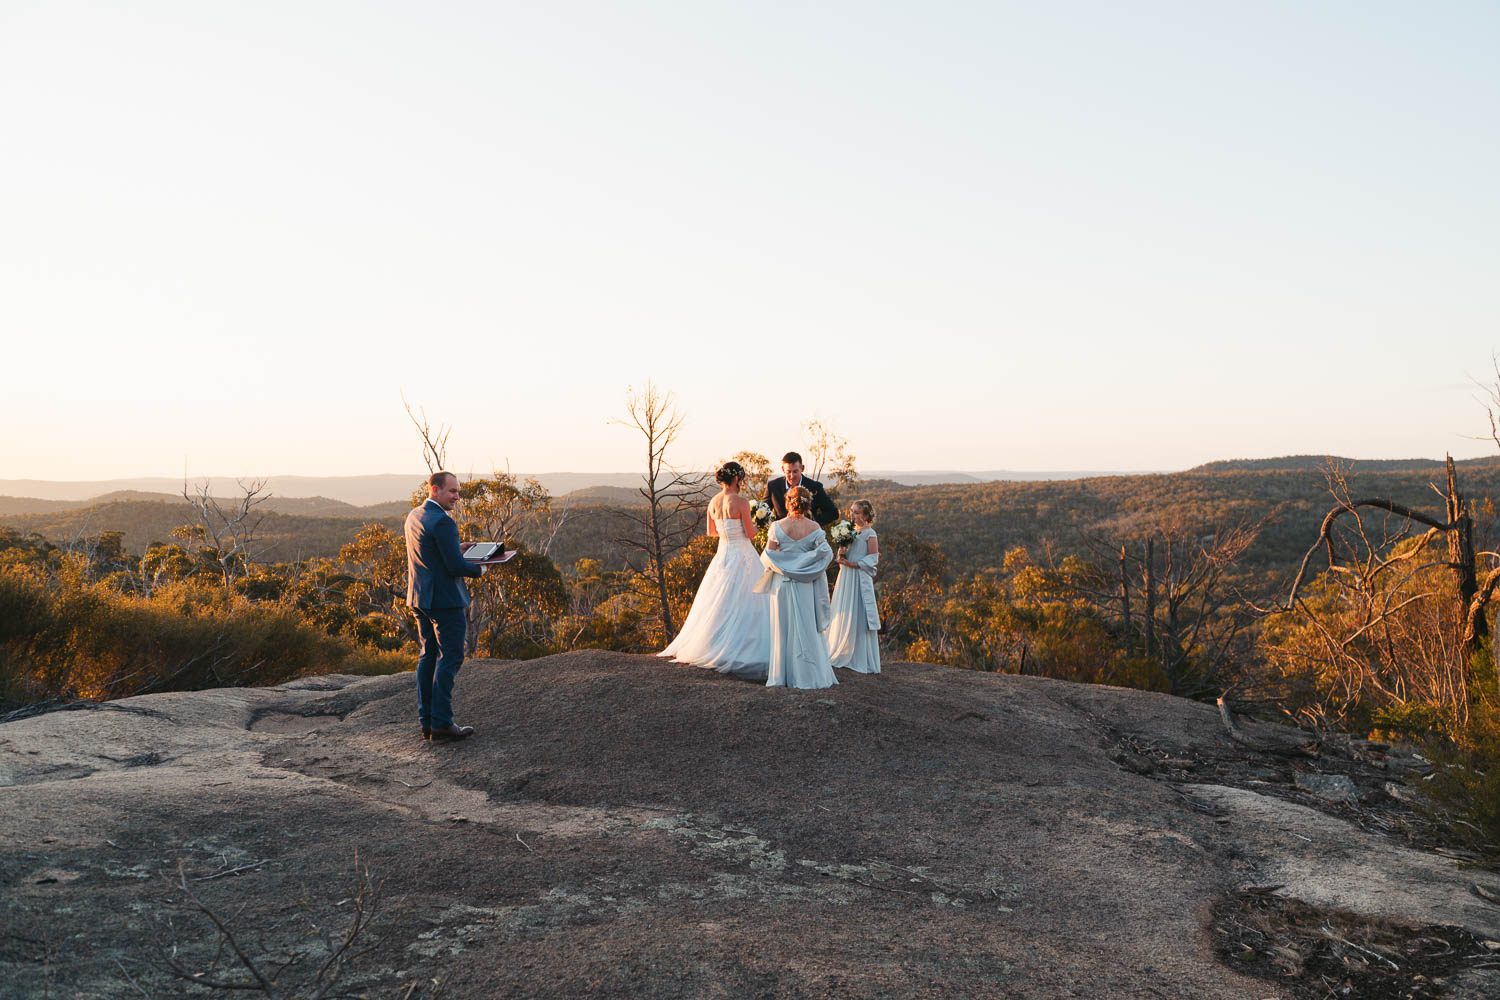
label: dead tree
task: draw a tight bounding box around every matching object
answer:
[1281,455,1487,652]
[181,478,271,587]
[1077,516,1263,696]
[402,394,451,475]
[1269,457,1496,715]
[612,382,709,642]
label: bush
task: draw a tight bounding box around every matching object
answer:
[1414,646,1500,850]
[0,569,405,715]
[1420,700,1500,851]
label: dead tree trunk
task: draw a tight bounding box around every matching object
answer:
[1119,544,1132,654]
[1162,584,1183,689]
[1446,456,1484,649]
[1142,537,1156,659]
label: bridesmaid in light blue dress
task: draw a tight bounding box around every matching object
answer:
[827,500,881,673]
[755,486,838,690]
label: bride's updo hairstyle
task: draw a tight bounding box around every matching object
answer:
[786,485,813,515]
[851,499,875,523]
[715,461,745,486]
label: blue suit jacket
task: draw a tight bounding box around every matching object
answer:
[405,499,483,610]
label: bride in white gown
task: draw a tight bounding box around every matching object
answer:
[755,485,838,690]
[657,461,770,679]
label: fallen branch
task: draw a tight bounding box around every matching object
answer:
[193,859,271,881]
[1217,694,1318,758]
[1319,923,1400,971]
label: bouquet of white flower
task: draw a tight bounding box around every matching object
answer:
[828,519,858,551]
[751,500,775,528]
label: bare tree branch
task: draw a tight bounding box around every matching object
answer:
[610,381,710,640]
[180,479,271,588]
[402,394,450,475]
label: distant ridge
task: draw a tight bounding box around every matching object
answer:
[0,491,410,520]
[11,461,1500,506]
[1190,455,1500,474]
[13,458,1500,571]
[0,470,1145,506]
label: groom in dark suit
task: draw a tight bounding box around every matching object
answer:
[406,471,485,742]
[765,451,840,526]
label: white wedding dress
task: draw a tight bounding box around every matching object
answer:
[756,521,838,690]
[658,519,770,679]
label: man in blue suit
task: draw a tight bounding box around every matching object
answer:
[406,471,485,742]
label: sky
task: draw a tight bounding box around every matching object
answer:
[2,0,1498,480]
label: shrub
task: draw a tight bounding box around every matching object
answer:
[0,569,405,715]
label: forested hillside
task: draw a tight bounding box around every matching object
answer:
[8,460,1499,578]
[860,462,1500,579]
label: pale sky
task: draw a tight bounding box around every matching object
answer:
[2,1,1497,480]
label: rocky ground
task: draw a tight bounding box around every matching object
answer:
[3,652,1499,999]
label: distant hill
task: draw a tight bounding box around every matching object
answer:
[0,491,411,521]
[0,476,426,506]
[558,485,647,506]
[12,460,1500,583]
[0,469,1151,506]
[0,498,408,561]
[0,496,91,516]
[1190,455,1500,474]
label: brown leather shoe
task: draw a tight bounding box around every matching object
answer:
[429,724,475,742]
[422,725,431,739]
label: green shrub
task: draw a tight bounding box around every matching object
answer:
[0,570,406,714]
[1420,698,1500,851]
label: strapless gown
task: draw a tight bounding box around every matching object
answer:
[658,519,771,679]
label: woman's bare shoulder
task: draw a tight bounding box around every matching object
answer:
[780,519,819,540]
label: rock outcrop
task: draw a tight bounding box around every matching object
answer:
[3,652,1498,998]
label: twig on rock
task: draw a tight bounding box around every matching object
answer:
[114,958,151,997]
[1319,923,1400,971]
[193,859,270,881]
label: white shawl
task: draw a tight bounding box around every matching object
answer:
[847,548,880,631]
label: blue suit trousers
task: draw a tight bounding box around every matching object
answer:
[413,606,467,729]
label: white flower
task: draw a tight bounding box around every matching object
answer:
[829,519,857,549]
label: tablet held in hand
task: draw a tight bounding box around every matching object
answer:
[461,542,518,566]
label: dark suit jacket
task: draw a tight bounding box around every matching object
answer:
[405,499,483,610]
[766,475,840,526]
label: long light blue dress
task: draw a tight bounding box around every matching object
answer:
[755,521,838,690]
[827,527,880,673]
